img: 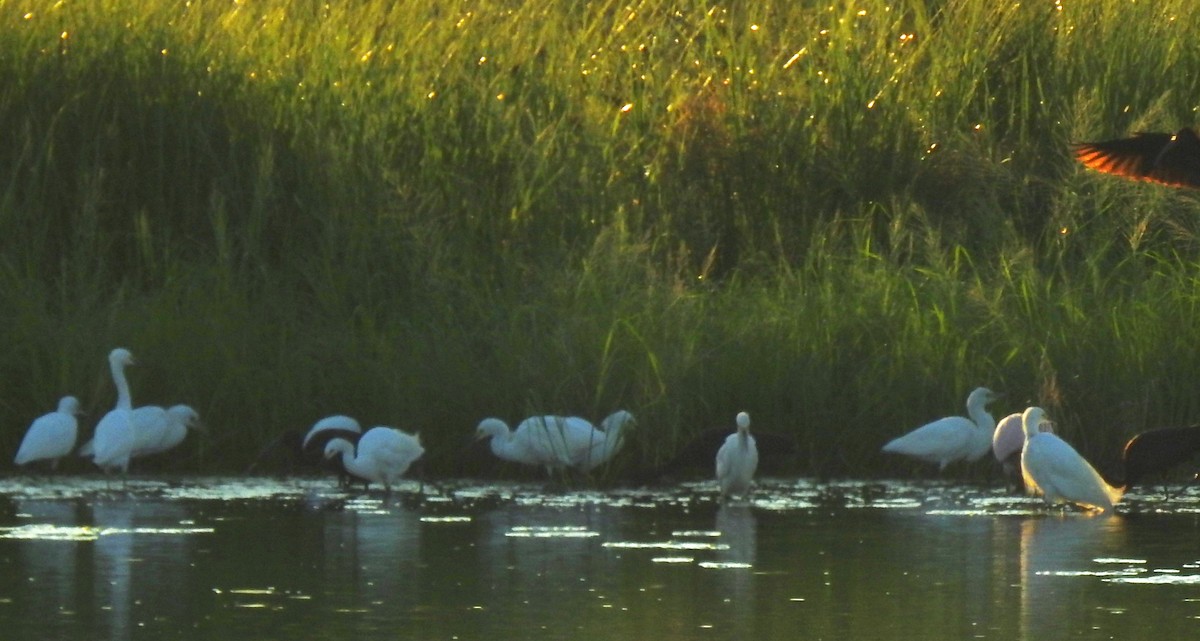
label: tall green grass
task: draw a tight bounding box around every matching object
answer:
[3,0,1200,479]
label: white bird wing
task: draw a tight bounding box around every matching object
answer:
[15,412,78,464]
[360,428,424,476]
[130,406,170,457]
[883,417,976,466]
[716,433,758,494]
[304,415,362,449]
[1022,434,1120,510]
[519,416,594,466]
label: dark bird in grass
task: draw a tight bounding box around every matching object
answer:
[1072,128,1200,188]
[1106,425,1200,491]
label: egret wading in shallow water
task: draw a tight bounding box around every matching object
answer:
[992,412,1054,492]
[131,405,203,460]
[475,412,636,475]
[575,410,636,472]
[882,387,1001,470]
[303,415,363,484]
[14,396,82,469]
[323,427,424,492]
[716,412,758,501]
[1072,128,1200,188]
[91,348,138,474]
[1020,407,1124,513]
[474,415,593,471]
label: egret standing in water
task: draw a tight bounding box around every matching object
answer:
[91,348,138,474]
[324,426,424,492]
[574,410,636,472]
[14,396,82,470]
[882,387,1001,470]
[992,411,1055,492]
[475,415,593,471]
[1020,407,1123,513]
[131,405,203,460]
[303,415,364,484]
[716,411,758,501]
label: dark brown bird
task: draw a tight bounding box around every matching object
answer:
[1114,425,1200,489]
[1072,127,1200,188]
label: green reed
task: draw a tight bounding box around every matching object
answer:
[3,0,1200,479]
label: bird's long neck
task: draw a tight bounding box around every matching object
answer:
[111,360,132,410]
[967,405,995,434]
[737,428,750,449]
[339,444,366,477]
[489,428,518,459]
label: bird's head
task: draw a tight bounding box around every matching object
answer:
[109,348,135,367]
[475,418,508,440]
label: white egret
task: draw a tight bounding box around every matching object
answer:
[302,415,364,485]
[1020,407,1123,513]
[716,411,758,500]
[574,410,636,472]
[14,396,82,469]
[303,415,362,451]
[324,427,425,492]
[92,348,138,474]
[882,387,1001,470]
[475,415,594,470]
[131,405,203,459]
[992,411,1054,491]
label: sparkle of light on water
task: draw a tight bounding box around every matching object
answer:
[0,477,1198,640]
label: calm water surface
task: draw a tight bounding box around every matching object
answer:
[0,477,1197,640]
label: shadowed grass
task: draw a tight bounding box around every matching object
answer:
[4,1,1200,480]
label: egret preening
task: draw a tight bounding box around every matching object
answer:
[882,387,1001,470]
[715,412,758,501]
[91,348,138,474]
[1020,407,1124,513]
[1072,128,1200,188]
[14,396,82,469]
[323,427,424,492]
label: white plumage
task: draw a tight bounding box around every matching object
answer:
[574,410,636,472]
[131,404,203,459]
[303,415,362,450]
[475,415,592,469]
[716,411,758,500]
[92,348,138,474]
[1020,406,1123,513]
[476,411,635,473]
[14,396,82,468]
[324,426,424,492]
[882,387,1000,469]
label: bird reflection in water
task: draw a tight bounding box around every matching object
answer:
[1018,515,1127,641]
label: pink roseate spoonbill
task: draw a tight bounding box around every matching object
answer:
[992,411,1054,492]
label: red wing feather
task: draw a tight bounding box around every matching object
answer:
[1072,129,1200,189]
